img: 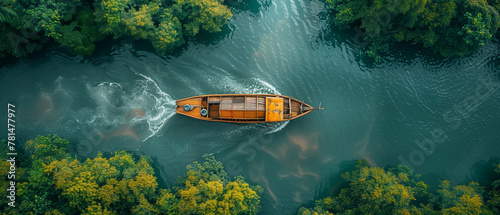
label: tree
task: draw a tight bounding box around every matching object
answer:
[432,180,491,214]
[57,7,106,55]
[488,163,500,213]
[23,0,83,39]
[24,134,71,164]
[297,160,500,215]
[45,151,159,214]
[175,0,233,36]
[174,154,264,215]
[3,136,263,214]
[325,0,500,60]
[94,0,232,55]
[156,188,179,214]
[18,135,74,214]
[1,0,233,58]
[150,8,184,55]
[326,0,428,60]
[0,0,16,23]
[298,160,429,214]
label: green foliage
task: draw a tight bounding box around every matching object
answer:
[177,154,229,186]
[57,7,106,55]
[24,134,71,164]
[131,194,159,214]
[432,180,490,214]
[94,0,156,38]
[150,10,184,55]
[326,0,500,60]
[18,135,73,214]
[45,151,159,213]
[4,136,263,215]
[298,160,425,214]
[156,188,179,214]
[488,164,500,213]
[174,154,263,215]
[4,136,500,215]
[24,0,83,39]
[460,12,492,46]
[297,206,333,215]
[94,0,232,55]
[175,0,233,36]
[0,0,233,58]
[0,23,44,58]
[0,0,16,23]
[298,160,500,215]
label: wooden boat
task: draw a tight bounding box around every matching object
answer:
[175,94,322,123]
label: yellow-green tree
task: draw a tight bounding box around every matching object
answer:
[297,160,498,215]
[298,160,431,214]
[2,136,264,215]
[17,135,74,214]
[155,188,179,214]
[175,0,233,36]
[94,0,232,55]
[150,9,184,55]
[433,180,491,214]
[45,151,159,214]
[173,154,264,215]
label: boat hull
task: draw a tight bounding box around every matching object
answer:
[175,94,314,123]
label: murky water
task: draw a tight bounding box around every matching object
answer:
[1,0,500,214]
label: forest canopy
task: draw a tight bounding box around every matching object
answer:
[3,0,499,61]
[0,135,263,214]
[0,0,233,57]
[326,0,500,60]
[1,136,500,214]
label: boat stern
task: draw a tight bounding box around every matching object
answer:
[176,97,203,119]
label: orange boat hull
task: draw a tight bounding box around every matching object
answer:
[175,94,316,123]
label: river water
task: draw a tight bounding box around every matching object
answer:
[1,0,500,214]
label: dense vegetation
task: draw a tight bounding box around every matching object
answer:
[298,160,500,215]
[0,135,263,214]
[3,0,498,61]
[326,0,500,60]
[0,0,232,57]
[2,135,499,214]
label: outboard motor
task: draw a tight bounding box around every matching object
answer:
[183,104,194,111]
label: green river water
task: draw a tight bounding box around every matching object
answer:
[1,0,500,214]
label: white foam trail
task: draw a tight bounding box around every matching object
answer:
[253,78,281,95]
[266,121,289,134]
[133,73,176,141]
[84,73,176,142]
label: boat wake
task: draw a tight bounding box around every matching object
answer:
[84,75,176,142]
[266,121,289,134]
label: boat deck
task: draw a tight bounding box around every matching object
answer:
[176,94,314,123]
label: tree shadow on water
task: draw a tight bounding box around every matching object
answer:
[225,0,272,16]
[471,158,500,190]
[193,0,273,46]
[296,159,358,209]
